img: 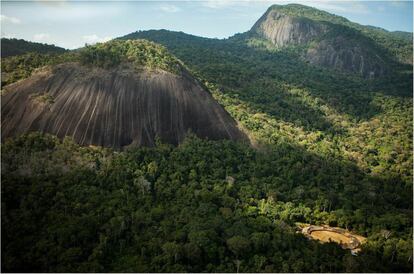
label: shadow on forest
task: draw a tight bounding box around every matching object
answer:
[1,131,412,273]
[127,29,412,133]
[1,29,413,273]
[249,138,412,213]
[219,42,412,122]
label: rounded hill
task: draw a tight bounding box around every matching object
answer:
[1,40,247,147]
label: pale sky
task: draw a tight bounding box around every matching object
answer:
[1,0,413,49]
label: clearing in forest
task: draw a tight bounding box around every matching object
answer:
[300,224,367,254]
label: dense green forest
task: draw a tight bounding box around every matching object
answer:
[2,133,412,272]
[78,40,183,73]
[123,29,412,183]
[1,40,182,86]
[1,4,413,273]
[1,52,76,86]
[1,38,67,58]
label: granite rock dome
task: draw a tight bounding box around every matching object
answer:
[1,53,247,147]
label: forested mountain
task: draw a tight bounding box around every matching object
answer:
[1,4,413,273]
[391,30,413,41]
[248,5,391,76]
[247,4,413,65]
[1,38,66,58]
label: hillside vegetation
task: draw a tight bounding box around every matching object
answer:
[79,39,183,73]
[1,39,183,86]
[1,38,67,58]
[2,133,412,272]
[124,29,412,183]
[263,4,412,64]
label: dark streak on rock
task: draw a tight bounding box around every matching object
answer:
[2,63,247,148]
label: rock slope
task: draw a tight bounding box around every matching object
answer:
[250,4,390,77]
[305,35,387,78]
[1,62,246,147]
[251,7,327,47]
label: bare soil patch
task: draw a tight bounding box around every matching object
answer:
[300,224,366,254]
[310,230,350,244]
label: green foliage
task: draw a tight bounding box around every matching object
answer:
[1,39,183,87]
[126,29,412,184]
[1,7,412,273]
[1,38,67,58]
[227,236,251,258]
[118,29,411,272]
[79,39,183,73]
[1,133,412,272]
[29,93,55,104]
[266,4,413,64]
[1,51,77,86]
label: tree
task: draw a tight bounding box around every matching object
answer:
[226,236,251,259]
[162,242,181,263]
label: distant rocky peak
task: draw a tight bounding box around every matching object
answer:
[251,8,327,47]
[249,4,391,78]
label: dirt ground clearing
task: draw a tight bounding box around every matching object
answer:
[300,224,366,254]
[310,230,351,244]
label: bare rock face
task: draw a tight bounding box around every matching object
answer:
[250,5,389,77]
[251,9,327,47]
[1,63,247,147]
[306,36,387,78]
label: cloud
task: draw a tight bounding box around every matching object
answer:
[158,4,181,13]
[0,15,21,24]
[200,0,264,9]
[82,34,112,44]
[309,1,370,15]
[201,0,235,9]
[346,2,370,15]
[199,0,370,15]
[1,31,17,39]
[30,3,122,23]
[377,5,386,12]
[33,33,50,41]
[34,0,67,7]
[389,0,409,8]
